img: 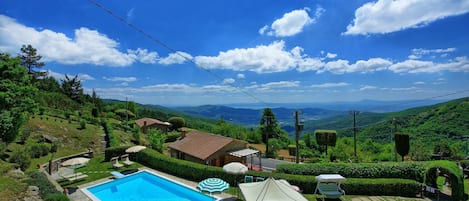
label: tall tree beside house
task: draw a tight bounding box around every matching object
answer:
[259,108,281,157]
[0,53,37,143]
[61,74,84,103]
[19,44,44,75]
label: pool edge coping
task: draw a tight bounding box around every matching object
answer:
[79,169,223,201]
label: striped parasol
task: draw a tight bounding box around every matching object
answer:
[197,178,229,194]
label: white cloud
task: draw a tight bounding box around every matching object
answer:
[320,58,392,74]
[325,52,337,59]
[360,85,378,91]
[103,76,137,82]
[297,57,324,72]
[344,0,469,35]
[128,48,158,64]
[256,81,300,91]
[223,78,235,84]
[237,74,245,79]
[78,74,95,81]
[409,47,456,59]
[262,81,300,88]
[414,81,426,85]
[260,6,325,37]
[259,25,269,35]
[195,40,299,73]
[158,51,193,65]
[44,70,94,81]
[0,15,158,66]
[389,57,469,73]
[311,82,350,88]
[389,86,419,91]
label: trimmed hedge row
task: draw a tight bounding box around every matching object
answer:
[276,162,426,182]
[424,160,465,201]
[105,147,421,196]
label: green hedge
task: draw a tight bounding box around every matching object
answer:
[276,162,426,182]
[424,160,464,201]
[104,146,130,161]
[105,147,421,196]
[342,178,420,197]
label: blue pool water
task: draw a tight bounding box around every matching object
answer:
[84,170,215,201]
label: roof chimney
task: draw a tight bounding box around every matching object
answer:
[181,129,186,138]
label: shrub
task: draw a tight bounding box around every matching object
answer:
[9,148,31,171]
[27,171,69,200]
[79,120,86,129]
[277,162,426,182]
[165,132,181,143]
[102,120,117,147]
[44,193,69,201]
[29,143,50,158]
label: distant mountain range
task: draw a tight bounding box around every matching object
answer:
[172,105,345,126]
[222,99,449,112]
[170,99,449,128]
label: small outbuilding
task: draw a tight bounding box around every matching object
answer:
[134,117,171,134]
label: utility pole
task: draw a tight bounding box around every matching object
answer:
[294,110,303,163]
[350,110,360,157]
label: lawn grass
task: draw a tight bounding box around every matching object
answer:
[58,154,142,188]
[0,176,27,201]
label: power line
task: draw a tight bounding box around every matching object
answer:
[87,0,270,107]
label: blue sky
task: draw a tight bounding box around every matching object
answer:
[1,0,469,106]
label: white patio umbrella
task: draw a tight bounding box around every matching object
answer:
[125,145,146,153]
[61,157,90,167]
[126,145,146,162]
[223,162,248,197]
[223,162,248,175]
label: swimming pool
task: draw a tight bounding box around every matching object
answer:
[82,170,216,201]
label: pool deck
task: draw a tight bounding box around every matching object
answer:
[68,167,237,201]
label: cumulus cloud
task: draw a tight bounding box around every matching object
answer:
[320,58,392,74]
[260,6,325,37]
[237,74,245,79]
[158,51,193,65]
[223,78,235,84]
[344,0,469,35]
[0,15,157,66]
[195,40,299,73]
[128,48,158,64]
[297,57,325,72]
[103,76,137,82]
[389,57,469,73]
[311,82,350,88]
